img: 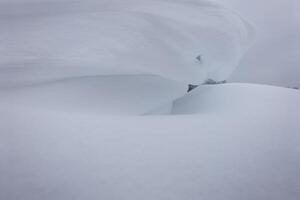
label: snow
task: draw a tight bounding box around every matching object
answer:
[0,0,252,85]
[1,84,300,200]
[173,83,300,115]
[217,0,300,88]
[0,75,187,115]
[0,0,299,199]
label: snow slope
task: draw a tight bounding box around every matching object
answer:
[173,83,300,115]
[1,83,299,200]
[0,75,187,115]
[0,0,252,86]
[1,0,299,199]
[217,0,300,88]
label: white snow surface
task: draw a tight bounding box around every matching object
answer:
[1,84,300,200]
[1,0,300,200]
[0,75,187,115]
[0,0,252,86]
[217,0,300,88]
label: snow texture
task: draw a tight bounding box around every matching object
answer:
[0,0,252,86]
[1,84,300,200]
[0,0,299,200]
[218,0,300,88]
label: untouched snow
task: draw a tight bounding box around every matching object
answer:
[0,75,187,115]
[217,0,300,88]
[173,83,300,115]
[1,0,299,200]
[0,0,252,86]
[1,84,300,200]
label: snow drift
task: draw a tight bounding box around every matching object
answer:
[1,84,299,200]
[1,0,299,200]
[0,0,252,87]
[0,0,253,114]
[0,75,187,115]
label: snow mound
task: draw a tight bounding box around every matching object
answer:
[1,84,299,199]
[172,83,300,115]
[0,75,187,115]
[0,0,252,86]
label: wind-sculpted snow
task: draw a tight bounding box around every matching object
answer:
[1,84,300,200]
[0,75,187,115]
[0,0,252,86]
[0,0,253,114]
[1,1,300,199]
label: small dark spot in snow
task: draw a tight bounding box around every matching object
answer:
[196,55,202,62]
[188,84,199,92]
[204,79,227,85]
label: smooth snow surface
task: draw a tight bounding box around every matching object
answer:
[218,0,300,88]
[0,0,252,85]
[173,83,300,114]
[0,75,187,115]
[1,0,299,200]
[1,84,300,200]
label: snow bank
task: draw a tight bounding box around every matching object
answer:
[217,0,300,88]
[0,0,252,86]
[173,83,300,114]
[1,84,299,199]
[2,1,298,199]
[0,75,187,115]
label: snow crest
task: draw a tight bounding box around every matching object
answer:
[0,0,252,86]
